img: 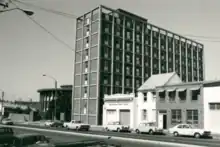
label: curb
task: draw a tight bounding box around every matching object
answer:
[0,124,206,147]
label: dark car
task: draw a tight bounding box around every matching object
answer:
[50,121,64,128]
[8,133,51,147]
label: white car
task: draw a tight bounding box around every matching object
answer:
[66,120,90,131]
[135,122,163,135]
[168,124,211,138]
[105,121,130,132]
[1,118,13,125]
[44,120,53,127]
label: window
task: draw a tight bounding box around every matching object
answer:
[126,55,131,63]
[142,109,147,121]
[159,90,165,101]
[126,31,131,40]
[136,45,141,54]
[143,93,147,102]
[76,40,82,51]
[91,21,98,33]
[91,34,98,46]
[115,63,120,73]
[168,90,176,102]
[178,89,186,101]
[191,88,200,101]
[104,61,109,71]
[126,66,131,75]
[209,103,220,110]
[171,109,182,124]
[83,49,89,60]
[136,34,141,42]
[136,57,140,64]
[126,42,132,51]
[136,68,140,76]
[136,80,140,88]
[186,110,198,125]
[126,78,131,87]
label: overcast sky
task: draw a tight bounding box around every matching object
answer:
[0,0,220,101]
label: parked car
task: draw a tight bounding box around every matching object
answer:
[50,121,64,128]
[65,120,90,131]
[0,127,14,146]
[135,122,163,135]
[1,118,13,125]
[9,133,52,147]
[105,121,130,132]
[168,124,212,138]
[44,120,53,127]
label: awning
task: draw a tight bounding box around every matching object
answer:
[166,88,176,92]
[190,87,200,91]
[177,88,186,92]
[157,89,165,93]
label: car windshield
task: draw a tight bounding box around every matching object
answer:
[113,122,120,125]
[148,122,156,126]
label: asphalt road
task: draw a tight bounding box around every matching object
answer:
[14,128,172,147]
[11,124,220,147]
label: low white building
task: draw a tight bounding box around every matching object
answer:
[203,81,220,133]
[102,91,157,129]
[102,93,137,129]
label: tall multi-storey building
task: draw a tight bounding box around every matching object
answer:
[72,5,205,125]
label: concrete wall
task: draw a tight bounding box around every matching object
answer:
[204,85,220,133]
[156,83,204,129]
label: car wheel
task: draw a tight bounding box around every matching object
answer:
[149,129,154,135]
[194,133,201,138]
[135,129,140,134]
[117,128,120,132]
[173,132,179,137]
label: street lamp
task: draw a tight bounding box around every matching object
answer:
[0,89,4,117]
[0,7,34,16]
[42,74,57,121]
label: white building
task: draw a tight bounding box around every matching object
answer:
[102,93,137,129]
[203,81,220,133]
[102,91,157,129]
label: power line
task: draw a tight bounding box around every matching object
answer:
[184,34,220,40]
[11,1,75,52]
[13,0,78,19]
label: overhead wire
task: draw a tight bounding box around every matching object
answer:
[11,0,76,52]
[13,0,78,19]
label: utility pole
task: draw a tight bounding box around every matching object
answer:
[0,90,4,116]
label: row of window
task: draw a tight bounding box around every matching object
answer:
[158,88,200,102]
[171,109,198,125]
[209,103,220,110]
[74,86,97,98]
[73,99,97,115]
[77,9,99,28]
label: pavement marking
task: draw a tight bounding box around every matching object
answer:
[0,125,207,147]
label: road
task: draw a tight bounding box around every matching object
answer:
[3,124,220,147]
[14,128,172,147]
[11,124,220,147]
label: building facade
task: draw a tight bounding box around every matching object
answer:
[38,85,72,121]
[73,5,205,125]
[102,93,137,128]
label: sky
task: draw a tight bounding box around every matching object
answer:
[0,0,220,101]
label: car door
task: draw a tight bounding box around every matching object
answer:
[183,124,193,136]
[176,125,185,135]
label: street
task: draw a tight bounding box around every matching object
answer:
[11,126,220,147]
[14,128,172,147]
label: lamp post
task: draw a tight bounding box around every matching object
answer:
[0,89,4,117]
[0,7,34,15]
[43,74,57,121]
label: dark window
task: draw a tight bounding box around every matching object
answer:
[209,103,220,110]
[171,110,182,124]
[143,93,147,102]
[178,89,186,101]
[191,88,200,101]
[159,90,165,101]
[168,90,176,102]
[186,110,198,125]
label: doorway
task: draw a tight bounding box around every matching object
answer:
[158,112,167,129]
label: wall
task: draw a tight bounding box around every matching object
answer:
[137,92,156,126]
[203,86,220,133]
[102,94,137,128]
[156,84,204,129]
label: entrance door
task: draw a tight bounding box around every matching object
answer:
[119,110,130,125]
[158,113,167,129]
[163,115,167,129]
